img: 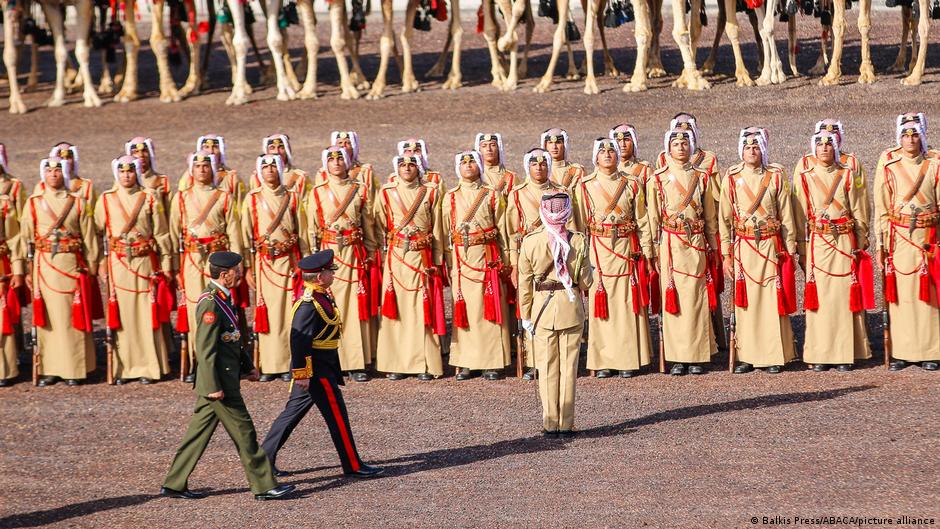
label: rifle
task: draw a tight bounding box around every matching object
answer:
[253,331,261,372]
[727,231,737,373]
[26,242,40,386]
[178,238,189,382]
[656,228,666,374]
[880,235,892,368]
[515,318,526,378]
[103,236,114,385]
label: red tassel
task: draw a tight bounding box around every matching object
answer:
[885,259,898,303]
[108,297,121,330]
[151,297,160,330]
[6,286,20,325]
[423,287,432,326]
[804,276,819,311]
[594,282,609,319]
[476,5,484,33]
[156,278,174,323]
[482,269,502,323]
[382,283,398,320]
[637,257,651,307]
[431,275,447,336]
[369,258,381,317]
[706,271,717,311]
[1,295,13,335]
[631,276,641,315]
[32,292,47,328]
[734,272,748,308]
[292,271,304,302]
[776,275,787,316]
[779,252,797,314]
[746,0,763,8]
[254,301,270,333]
[453,295,470,328]
[356,279,369,321]
[176,303,189,333]
[72,291,88,331]
[710,250,725,294]
[234,280,250,308]
[648,268,661,314]
[856,251,876,310]
[664,277,679,315]
[919,264,932,303]
[849,279,863,312]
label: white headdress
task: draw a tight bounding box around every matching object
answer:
[896,113,928,146]
[898,121,928,154]
[49,143,79,176]
[592,138,621,167]
[111,155,144,186]
[188,150,220,185]
[474,133,505,167]
[0,144,8,174]
[397,139,429,170]
[454,150,484,179]
[737,127,770,167]
[196,135,227,166]
[125,137,157,172]
[540,128,570,162]
[523,148,553,180]
[811,130,841,162]
[321,145,351,172]
[256,153,285,185]
[39,157,71,189]
[669,113,700,143]
[330,131,360,162]
[663,129,697,158]
[393,154,426,176]
[609,124,639,160]
[263,134,293,167]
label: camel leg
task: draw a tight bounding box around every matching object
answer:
[41,1,67,107]
[689,0,704,57]
[366,0,394,99]
[647,0,666,76]
[888,7,910,72]
[330,0,361,99]
[3,1,28,113]
[347,24,370,90]
[746,8,764,67]
[856,0,875,83]
[808,24,829,75]
[401,0,421,92]
[427,17,454,78]
[148,0,182,101]
[266,0,297,100]
[820,0,845,85]
[73,0,102,107]
[754,1,785,85]
[670,0,710,89]
[225,0,251,105]
[624,0,651,91]
[495,0,523,90]
[296,0,319,98]
[534,0,570,91]
[565,38,580,79]
[115,0,141,102]
[901,0,929,85]
[442,0,464,88]
[25,33,40,92]
[786,12,800,76]
[583,0,600,93]
[725,0,754,85]
[180,3,205,96]
[482,0,507,87]
[702,0,727,74]
[519,0,534,78]
[596,0,621,76]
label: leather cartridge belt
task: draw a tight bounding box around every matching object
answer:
[451,227,498,247]
[221,330,242,343]
[184,233,229,254]
[110,237,156,257]
[535,279,564,291]
[889,210,940,229]
[588,221,637,238]
[734,218,781,239]
[388,231,433,251]
[663,215,705,234]
[322,228,363,249]
[809,217,855,235]
[254,234,298,259]
[35,235,82,253]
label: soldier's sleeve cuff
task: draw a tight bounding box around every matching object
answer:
[11,260,25,276]
[291,356,313,380]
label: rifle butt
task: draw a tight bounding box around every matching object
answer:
[180,334,189,382]
[728,329,737,373]
[106,338,114,385]
[253,332,261,372]
[658,315,666,374]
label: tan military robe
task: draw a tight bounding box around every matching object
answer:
[718,163,797,368]
[388,170,447,195]
[95,186,174,380]
[242,184,307,374]
[575,169,653,371]
[374,178,445,375]
[23,186,100,379]
[179,167,245,210]
[518,228,592,432]
[647,160,720,363]
[483,165,517,198]
[657,148,720,179]
[0,176,25,380]
[874,145,940,183]
[251,167,312,201]
[308,173,379,372]
[140,171,172,214]
[550,161,585,192]
[874,154,940,362]
[169,182,241,363]
[444,178,511,370]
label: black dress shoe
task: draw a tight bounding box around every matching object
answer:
[889,360,908,371]
[812,364,829,372]
[595,369,613,378]
[688,364,706,375]
[255,484,296,500]
[140,377,153,385]
[836,364,853,372]
[542,429,559,438]
[0,378,9,387]
[183,374,195,383]
[766,365,782,374]
[65,379,82,386]
[387,373,407,381]
[37,376,59,387]
[455,368,473,381]
[258,374,276,382]
[733,363,753,374]
[345,464,384,478]
[115,378,128,385]
[670,363,686,376]
[280,373,293,382]
[352,371,370,382]
[522,368,536,380]
[482,370,502,381]
[619,370,637,378]
[922,361,939,371]
[160,486,208,500]
[417,373,433,381]
[271,466,289,478]
[557,430,578,438]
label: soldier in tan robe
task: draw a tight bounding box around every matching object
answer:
[506,149,567,380]
[518,193,592,437]
[95,156,174,384]
[655,114,720,180]
[719,128,798,374]
[647,129,720,376]
[250,134,312,200]
[170,151,242,382]
[242,154,308,381]
[374,155,446,380]
[575,138,653,377]
[308,145,380,382]
[178,135,246,210]
[445,150,511,380]
[395,138,446,193]
[794,131,872,372]
[796,120,868,182]
[35,143,97,207]
[611,124,652,183]
[126,137,172,213]
[24,157,100,386]
[542,128,585,192]
[875,121,940,371]
[475,133,517,196]
[0,144,26,386]
[875,113,940,180]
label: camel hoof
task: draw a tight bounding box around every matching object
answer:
[648,67,667,78]
[533,78,552,93]
[83,94,103,108]
[442,76,463,90]
[340,84,361,100]
[276,90,297,102]
[8,98,28,114]
[298,88,318,100]
[808,65,826,76]
[366,85,385,99]
[114,90,139,103]
[583,81,599,95]
[225,91,249,106]
[736,75,754,87]
[857,70,876,85]
[502,79,518,92]
[623,80,647,93]
[402,80,421,93]
[755,76,771,87]
[98,80,114,95]
[46,94,66,108]
[23,81,39,94]
[901,75,922,86]
[158,88,181,103]
[565,72,580,81]
[818,74,840,87]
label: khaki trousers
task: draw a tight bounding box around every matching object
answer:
[533,324,582,432]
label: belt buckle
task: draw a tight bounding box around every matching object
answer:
[336,234,347,250]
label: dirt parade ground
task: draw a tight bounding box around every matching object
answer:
[2,6,940,528]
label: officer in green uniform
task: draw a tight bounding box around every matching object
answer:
[161,251,296,501]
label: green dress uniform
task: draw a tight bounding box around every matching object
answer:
[162,281,277,495]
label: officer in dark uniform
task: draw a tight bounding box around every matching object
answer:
[161,251,296,501]
[261,250,384,479]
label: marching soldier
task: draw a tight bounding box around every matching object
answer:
[35,143,97,206]
[161,251,295,501]
[395,138,446,192]
[875,120,940,371]
[242,154,308,382]
[179,135,246,209]
[125,137,172,213]
[794,130,872,372]
[0,144,26,387]
[261,250,384,479]
[506,149,567,380]
[718,128,798,374]
[575,138,653,378]
[542,128,585,191]
[475,133,517,196]
[24,157,101,386]
[170,151,242,383]
[374,155,446,380]
[307,145,380,383]
[445,150,511,380]
[875,113,940,179]
[95,156,175,384]
[656,113,720,180]
[518,193,591,437]
[647,129,721,376]
[252,134,312,199]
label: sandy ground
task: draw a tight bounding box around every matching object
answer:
[1,8,940,529]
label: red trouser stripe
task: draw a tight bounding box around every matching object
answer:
[319,378,360,472]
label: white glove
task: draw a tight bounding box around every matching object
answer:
[521,319,535,337]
